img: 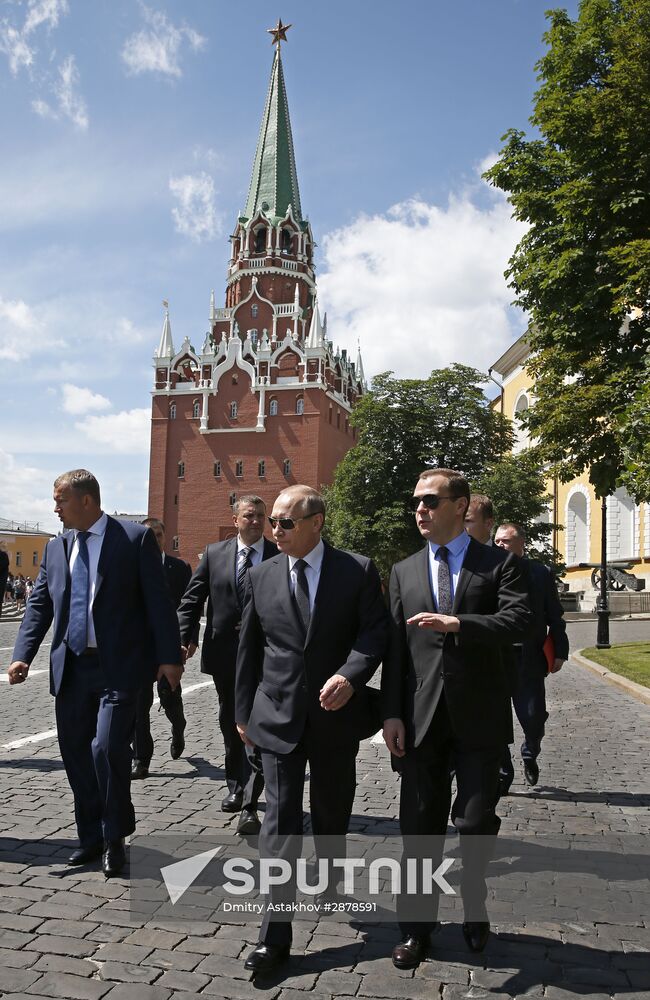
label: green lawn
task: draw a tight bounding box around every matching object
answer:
[581,643,650,688]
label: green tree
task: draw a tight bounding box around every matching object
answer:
[475,451,564,569]
[484,0,650,499]
[324,365,514,580]
[619,352,650,500]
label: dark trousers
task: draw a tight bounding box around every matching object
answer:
[133,677,185,766]
[398,696,501,935]
[212,674,263,810]
[501,652,549,781]
[258,732,358,946]
[55,651,137,845]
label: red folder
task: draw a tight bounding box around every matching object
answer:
[543,633,558,673]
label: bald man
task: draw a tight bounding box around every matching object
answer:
[235,485,389,975]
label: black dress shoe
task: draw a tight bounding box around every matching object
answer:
[170,719,186,760]
[131,760,149,780]
[462,920,490,952]
[222,791,243,813]
[523,759,539,786]
[244,942,290,975]
[68,842,103,865]
[391,934,429,969]
[102,839,126,878]
[236,808,261,835]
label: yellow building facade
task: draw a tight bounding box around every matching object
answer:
[490,336,650,599]
[0,523,55,579]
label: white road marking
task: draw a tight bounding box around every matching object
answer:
[0,679,214,752]
[0,669,47,682]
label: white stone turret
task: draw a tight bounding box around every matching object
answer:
[155,305,175,359]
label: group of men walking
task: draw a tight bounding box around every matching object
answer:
[7,465,568,976]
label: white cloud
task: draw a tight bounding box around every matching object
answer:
[121,4,206,78]
[169,172,220,242]
[61,383,111,416]
[0,294,55,361]
[318,182,528,380]
[0,24,33,74]
[32,55,89,130]
[75,408,151,454]
[0,0,69,76]
[0,450,58,532]
[24,0,69,36]
[108,317,150,345]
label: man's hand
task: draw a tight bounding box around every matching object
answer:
[319,674,354,711]
[157,663,183,690]
[236,723,255,748]
[407,612,460,633]
[383,717,406,758]
[551,658,565,673]
[186,642,197,659]
[8,661,29,685]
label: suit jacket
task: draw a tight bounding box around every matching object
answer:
[521,558,569,668]
[382,537,531,751]
[163,553,192,609]
[12,516,182,696]
[177,536,278,676]
[235,541,389,754]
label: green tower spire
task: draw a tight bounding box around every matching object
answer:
[244,46,303,225]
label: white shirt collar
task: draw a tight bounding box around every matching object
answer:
[237,535,266,556]
[75,512,107,539]
[288,538,325,573]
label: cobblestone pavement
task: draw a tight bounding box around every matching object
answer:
[1,619,648,999]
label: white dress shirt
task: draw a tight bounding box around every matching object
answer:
[236,535,266,576]
[288,539,324,613]
[68,512,108,648]
[427,529,471,610]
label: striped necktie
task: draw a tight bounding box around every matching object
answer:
[236,546,252,607]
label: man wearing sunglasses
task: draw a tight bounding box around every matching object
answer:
[235,485,388,975]
[382,468,531,966]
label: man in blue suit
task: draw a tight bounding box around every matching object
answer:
[8,469,182,877]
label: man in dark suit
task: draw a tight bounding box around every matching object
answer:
[177,495,276,834]
[131,517,193,779]
[0,546,9,619]
[8,470,182,877]
[382,468,530,966]
[494,522,568,791]
[235,485,388,975]
[464,494,495,545]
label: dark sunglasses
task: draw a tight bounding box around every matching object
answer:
[409,494,456,512]
[268,512,319,530]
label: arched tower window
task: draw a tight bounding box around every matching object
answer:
[295,397,304,415]
[169,403,176,420]
[269,398,278,416]
[254,227,266,254]
[192,400,200,419]
[514,392,530,452]
[566,490,589,565]
[251,303,259,319]
[281,228,292,253]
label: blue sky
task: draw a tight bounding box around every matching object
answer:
[0,0,580,531]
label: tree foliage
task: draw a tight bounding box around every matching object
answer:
[475,450,563,569]
[484,0,650,499]
[323,365,514,580]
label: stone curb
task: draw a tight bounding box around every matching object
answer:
[572,649,650,706]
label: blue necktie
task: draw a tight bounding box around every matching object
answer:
[68,531,90,655]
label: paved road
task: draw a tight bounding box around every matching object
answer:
[0,618,648,999]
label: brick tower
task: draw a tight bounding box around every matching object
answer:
[147,28,366,564]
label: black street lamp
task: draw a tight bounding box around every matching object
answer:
[596,495,611,648]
